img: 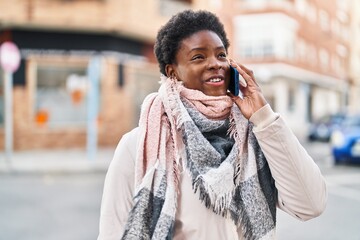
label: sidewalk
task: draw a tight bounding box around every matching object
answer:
[0,132,308,174]
[0,148,114,174]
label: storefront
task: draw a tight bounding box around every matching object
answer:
[0,29,159,150]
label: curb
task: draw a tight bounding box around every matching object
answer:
[0,148,113,174]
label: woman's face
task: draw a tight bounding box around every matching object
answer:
[166,30,230,96]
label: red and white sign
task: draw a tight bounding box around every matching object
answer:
[0,41,21,73]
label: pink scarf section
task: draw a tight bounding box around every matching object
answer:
[178,85,233,120]
[135,77,233,189]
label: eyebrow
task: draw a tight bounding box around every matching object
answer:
[189,46,226,52]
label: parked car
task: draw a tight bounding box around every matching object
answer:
[308,113,346,142]
[330,114,360,164]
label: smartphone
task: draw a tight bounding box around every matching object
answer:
[228,65,240,96]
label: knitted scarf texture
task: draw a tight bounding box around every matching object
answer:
[121,76,277,240]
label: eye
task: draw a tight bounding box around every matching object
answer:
[218,52,227,58]
[191,55,204,61]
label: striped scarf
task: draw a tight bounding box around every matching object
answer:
[121,76,277,240]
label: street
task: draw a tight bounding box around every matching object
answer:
[0,172,105,240]
[1,141,360,240]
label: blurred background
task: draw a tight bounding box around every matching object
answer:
[0,0,359,239]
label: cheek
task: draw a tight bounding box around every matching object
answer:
[177,67,198,87]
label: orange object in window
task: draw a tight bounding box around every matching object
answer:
[35,110,49,126]
[71,89,84,104]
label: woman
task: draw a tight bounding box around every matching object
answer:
[98,10,327,240]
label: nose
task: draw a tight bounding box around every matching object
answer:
[207,57,223,70]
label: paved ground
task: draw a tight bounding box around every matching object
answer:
[0,148,113,240]
[1,141,360,240]
[0,172,105,240]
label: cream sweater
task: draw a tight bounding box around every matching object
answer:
[98,104,327,240]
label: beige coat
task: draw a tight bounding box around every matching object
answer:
[98,104,327,240]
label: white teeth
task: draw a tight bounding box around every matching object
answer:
[209,78,221,82]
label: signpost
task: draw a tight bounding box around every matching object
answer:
[0,42,21,167]
[86,57,101,161]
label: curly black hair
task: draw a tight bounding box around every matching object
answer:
[154,10,230,76]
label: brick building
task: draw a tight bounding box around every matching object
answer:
[0,0,174,150]
[228,0,351,135]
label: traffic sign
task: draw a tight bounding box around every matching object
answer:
[0,41,21,73]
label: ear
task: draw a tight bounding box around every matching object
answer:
[165,64,177,78]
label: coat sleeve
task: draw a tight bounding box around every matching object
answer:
[97,128,138,240]
[250,104,327,221]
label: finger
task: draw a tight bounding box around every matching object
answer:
[228,59,252,86]
[236,65,254,87]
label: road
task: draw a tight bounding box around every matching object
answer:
[0,141,360,240]
[0,172,105,240]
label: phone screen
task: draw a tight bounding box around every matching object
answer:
[228,65,240,96]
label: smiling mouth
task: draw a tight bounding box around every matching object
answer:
[207,78,223,83]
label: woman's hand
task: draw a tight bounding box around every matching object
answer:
[228,59,267,120]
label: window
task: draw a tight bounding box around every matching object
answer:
[234,13,296,61]
[336,44,347,58]
[243,44,253,58]
[263,42,274,57]
[288,86,295,112]
[34,63,89,128]
[319,10,330,32]
[240,41,274,59]
[306,4,317,23]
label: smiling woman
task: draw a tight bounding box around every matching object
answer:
[98,10,327,240]
[165,30,229,96]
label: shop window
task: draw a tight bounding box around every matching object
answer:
[35,64,88,128]
[0,68,3,126]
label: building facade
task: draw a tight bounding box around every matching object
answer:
[348,0,360,113]
[227,0,351,135]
